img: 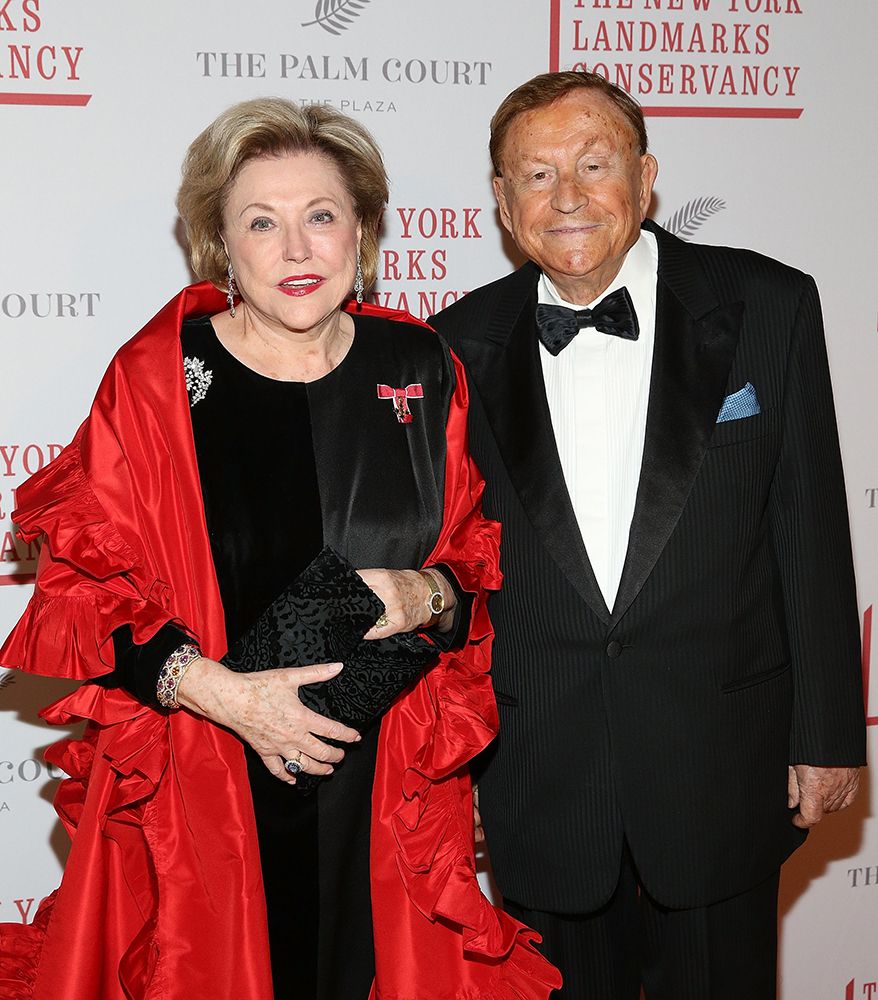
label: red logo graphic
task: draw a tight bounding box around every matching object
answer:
[0,898,42,924]
[0,1,91,107]
[0,442,61,586]
[846,980,878,999]
[548,0,804,119]
[371,204,480,319]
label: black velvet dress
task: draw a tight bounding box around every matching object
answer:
[105,312,462,999]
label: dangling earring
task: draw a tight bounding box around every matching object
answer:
[227,261,237,318]
[353,248,364,306]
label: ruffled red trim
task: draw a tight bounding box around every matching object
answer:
[0,894,54,1000]
[44,686,170,823]
[1,440,173,679]
[372,428,561,998]
[13,440,136,577]
[0,690,172,1000]
[382,597,561,998]
[0,284,275,999]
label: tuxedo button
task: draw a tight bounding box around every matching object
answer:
[606,640,623,659]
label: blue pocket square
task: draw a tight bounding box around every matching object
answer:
[717,383,760,423]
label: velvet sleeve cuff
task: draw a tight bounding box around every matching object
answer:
[92,623,192,708]
[421,562,473,652]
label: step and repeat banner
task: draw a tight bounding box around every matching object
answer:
[1,2,876,996]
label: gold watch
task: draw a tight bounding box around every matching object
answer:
[421,568,445,626]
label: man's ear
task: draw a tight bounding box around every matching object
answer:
[492,175,514,234]
[639,154,659,219]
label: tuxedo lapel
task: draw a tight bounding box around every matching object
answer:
[611,224,743,624]
[462,265,611,623]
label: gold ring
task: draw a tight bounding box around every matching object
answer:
[282,751,304,776]
[375,612,390,628]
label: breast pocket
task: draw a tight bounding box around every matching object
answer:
[493,690,519,707]
[721,661,791,693]
[708,408,777,449]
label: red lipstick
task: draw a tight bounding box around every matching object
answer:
[276,274,325,297]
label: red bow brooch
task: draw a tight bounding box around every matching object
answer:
[377,383,423,424]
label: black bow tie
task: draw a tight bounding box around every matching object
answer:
[536,287,640,356]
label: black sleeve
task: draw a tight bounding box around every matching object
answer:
[93,622,194,707]
[421,562,473,653]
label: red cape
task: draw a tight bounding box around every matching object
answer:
[0,284,561,999]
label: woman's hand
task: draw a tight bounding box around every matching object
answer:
[357,568,457,638]
[176,657,361,785]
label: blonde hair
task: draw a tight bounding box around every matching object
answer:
[177,97,388,289]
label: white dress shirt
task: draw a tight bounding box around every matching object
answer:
[538,230,658,611]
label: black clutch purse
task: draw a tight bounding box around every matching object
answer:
[221,546,439,792]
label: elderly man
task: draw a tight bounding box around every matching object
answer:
[430,71,864,999]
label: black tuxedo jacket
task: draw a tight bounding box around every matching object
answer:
[430,220,865,913]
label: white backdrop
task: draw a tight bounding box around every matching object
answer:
[1,2,876,996]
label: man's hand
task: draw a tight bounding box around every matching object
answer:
[787,765,860,829]
[473,783,485,845]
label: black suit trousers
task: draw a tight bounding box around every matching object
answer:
[505,849,779,1000]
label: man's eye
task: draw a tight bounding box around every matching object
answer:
[250,217,273,231]
[532,171,548,181]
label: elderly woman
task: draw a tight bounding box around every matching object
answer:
[0,100,560,1000]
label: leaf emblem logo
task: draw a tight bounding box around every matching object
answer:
[662,196,726,240]
[302,0,373,35]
